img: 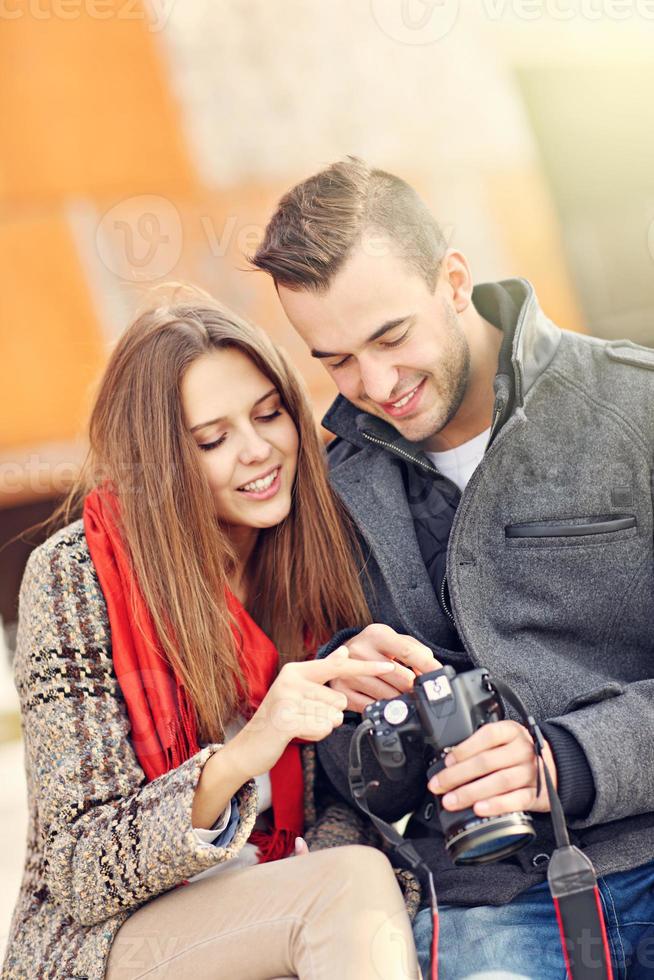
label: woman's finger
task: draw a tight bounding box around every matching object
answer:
[301,683,349,710]
[302,649,396,684]
[296,699,344,738]
[294,836,310,856]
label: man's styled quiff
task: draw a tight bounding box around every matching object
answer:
[251,156,447,292]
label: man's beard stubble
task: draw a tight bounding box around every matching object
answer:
[403,297,471,446]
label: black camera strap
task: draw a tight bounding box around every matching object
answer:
[491,679,613,980]
[348,682,614,980]
[349,720,441,979]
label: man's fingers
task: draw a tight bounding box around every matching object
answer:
[389,637,441,676]
[346,691,377,713]
[472,788,536,818]
[345,675,412,703]
[443,720,523,766]
[428,740,533,794]
[330,680,376,713]
[437,764,536,812]
[348,627,440,676]
[381,663,416,691]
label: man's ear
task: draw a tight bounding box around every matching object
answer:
[440,249,473,314]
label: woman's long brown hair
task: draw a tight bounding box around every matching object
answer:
[48,293,371,743]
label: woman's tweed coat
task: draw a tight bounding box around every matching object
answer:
[2,519,419,980]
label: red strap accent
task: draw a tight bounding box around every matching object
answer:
[431,904,439,980]
[552,895,574,979]
[594,887,614,980]
[552,888,613,980]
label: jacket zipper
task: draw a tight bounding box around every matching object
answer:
[487,401,503,446]
[440,571,455,623]
[361,430,439,475]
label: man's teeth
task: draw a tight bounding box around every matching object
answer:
[240,468,279,493]
[391,386,419,409]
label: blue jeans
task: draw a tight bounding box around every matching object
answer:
[413,859,654,979]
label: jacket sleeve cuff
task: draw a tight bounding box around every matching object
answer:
[540,721,596,819]
[316,627,362,660]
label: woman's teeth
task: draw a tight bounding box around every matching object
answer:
[239,467,279,493]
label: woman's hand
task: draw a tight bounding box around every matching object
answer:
[328,623,442,712]
[427,720,558,816]
[230,647,397,778]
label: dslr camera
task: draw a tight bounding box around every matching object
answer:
[364,664,536,865]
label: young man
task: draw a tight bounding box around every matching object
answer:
[252,158,654,978]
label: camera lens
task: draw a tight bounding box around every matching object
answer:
[445,812,536,865]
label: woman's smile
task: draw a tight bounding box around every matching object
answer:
[236,464,282,500]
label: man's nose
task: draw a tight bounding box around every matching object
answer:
[358,357,399,405]
[238,426,273,465]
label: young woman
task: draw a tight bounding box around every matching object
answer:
[2,295,420,980]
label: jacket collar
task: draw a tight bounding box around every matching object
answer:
[321,277,561,452]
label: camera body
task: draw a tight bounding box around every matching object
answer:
[363,664,535,864]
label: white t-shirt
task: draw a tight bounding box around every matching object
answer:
[424,427,491,494]
[189,716,272,882]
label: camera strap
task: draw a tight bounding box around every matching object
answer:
[491,679,613,980]
[349,720,440,980]
[348,683,614,980]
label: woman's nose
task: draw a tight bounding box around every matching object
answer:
[238,427,273,466]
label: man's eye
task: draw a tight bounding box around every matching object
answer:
[199,435,226,452]
[381,330,409,349]
[330,355,351,370]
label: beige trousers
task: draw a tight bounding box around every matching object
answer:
[105,844,420,980]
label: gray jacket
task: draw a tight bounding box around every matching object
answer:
[317,277,654,906]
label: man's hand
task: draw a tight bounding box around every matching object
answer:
[427,720,558,816]
[328,623,441,712]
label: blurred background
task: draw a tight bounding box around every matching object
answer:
[1,0,654,956]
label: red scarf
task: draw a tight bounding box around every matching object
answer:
[83,485,304,863]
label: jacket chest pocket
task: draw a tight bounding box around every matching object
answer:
[505,513,637,548]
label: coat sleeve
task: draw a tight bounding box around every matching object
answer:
[542,681,654,829]
[14,532,258,927]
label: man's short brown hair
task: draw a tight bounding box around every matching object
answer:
[251,156,447,292]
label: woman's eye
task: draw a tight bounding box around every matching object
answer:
[382,331,409,349]
[198,435,227,452]
[257,409,282,422]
